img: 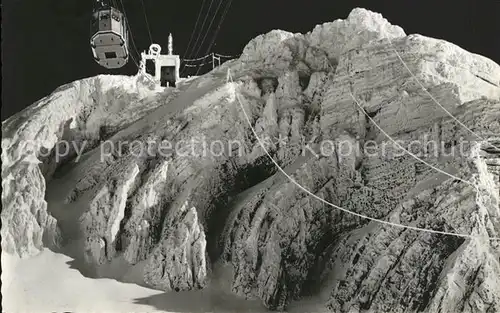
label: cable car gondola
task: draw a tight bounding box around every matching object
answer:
[90,0,129,69]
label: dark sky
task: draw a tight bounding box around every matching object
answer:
[2,0,499,121]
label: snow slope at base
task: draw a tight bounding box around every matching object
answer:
[1,250,330,313]
[2,250,165,313]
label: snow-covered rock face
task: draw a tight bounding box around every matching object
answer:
[2,7,500,312]
[1,75,169,257]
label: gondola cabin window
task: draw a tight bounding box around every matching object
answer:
[100,12,110,20]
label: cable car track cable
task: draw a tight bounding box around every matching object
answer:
[196,0,233,75]
[117,0,141,62]
[182,0,207,60]
[139,0,153,44]
[114,0,147,74]
[184,61,213,68]
[192,0,226,62]
[227,68,500,241]
[184,0,216,61]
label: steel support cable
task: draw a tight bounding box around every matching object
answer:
[184,61,213,67]
[215,52,240,58]
[227,68,500,241]
[182,54,213,62]
[181,53,213,76]
[181,52,236,74]
[381,25,500,152]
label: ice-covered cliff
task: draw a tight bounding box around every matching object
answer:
[2,8,500,312]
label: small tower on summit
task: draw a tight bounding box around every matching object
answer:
[168,33,173,55]
[139,33,180,87]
